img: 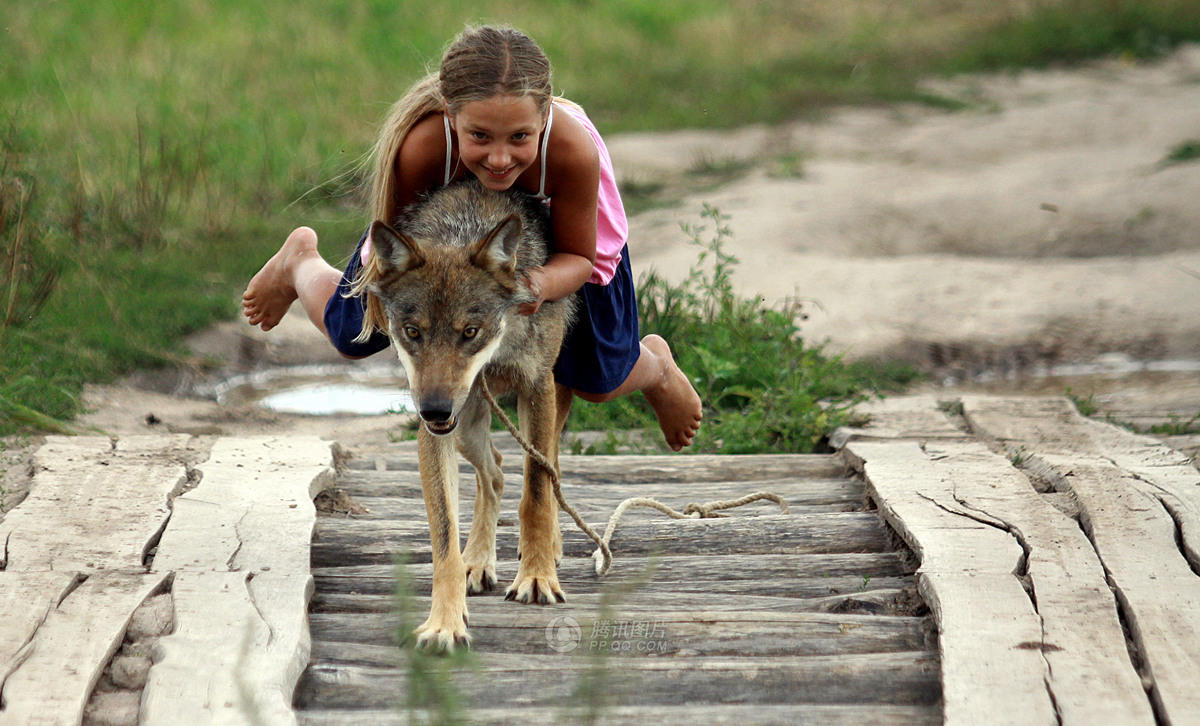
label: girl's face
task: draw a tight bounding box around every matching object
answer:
[449,95,546,191]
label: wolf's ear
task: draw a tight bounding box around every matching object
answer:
[469,213,522,274]
[369,220,424,274]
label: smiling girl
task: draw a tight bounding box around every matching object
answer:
[242,25,702,450]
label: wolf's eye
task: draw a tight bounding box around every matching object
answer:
[462,326,478,340]
[403,325,421,340]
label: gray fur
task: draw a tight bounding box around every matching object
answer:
[367,179,575,419]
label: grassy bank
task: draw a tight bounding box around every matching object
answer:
[3,0,1200,438]
[567,205,918,453]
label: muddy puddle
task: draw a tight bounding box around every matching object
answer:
[212,364,415,416]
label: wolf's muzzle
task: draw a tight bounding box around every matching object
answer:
[420,398,458,436]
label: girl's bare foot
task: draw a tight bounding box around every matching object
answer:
[242,227,318,332]
[641,334,703,451]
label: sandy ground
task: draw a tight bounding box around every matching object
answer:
[4,46,1199,513]
[613,46,1200,367]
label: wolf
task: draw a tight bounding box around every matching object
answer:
[365,180,576,651]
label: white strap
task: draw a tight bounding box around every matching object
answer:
[443,114,453,186]
[537,105,554,199]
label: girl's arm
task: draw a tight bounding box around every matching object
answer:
[519,110,600,315]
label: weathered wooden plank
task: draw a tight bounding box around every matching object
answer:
[296,652,940,709]
[341,483,864,519]
[346,499,855,525]
[963,395,1200,726]
[831,394,969,449]
[343,451,847,481]
[0,435,191,571]
[1,572,167,726]
[0,572,85,707]
[335,473,863,505]
[858,437,1154,725]
[316,572,912,601]
[311,586,915,617]
[846,439,1059,726]
[322,552,908,580]
[142,571,310,726]
[298,704,942,726]
[916,571,1057,722]
[1014,455,1200,726]
[962,395,1200,568]
[142,437,335,726]
[311,609,928,657]
[313,551,909,599]
[153,435,335,573]
[192,436,337,501]
[312,513,890,565]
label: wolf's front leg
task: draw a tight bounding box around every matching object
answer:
[456,394,504,594]
[415,426,470,651]
[506,373,566,604]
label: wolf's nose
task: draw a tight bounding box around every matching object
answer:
[420,402,454,423]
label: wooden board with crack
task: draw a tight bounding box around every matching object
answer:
[0,435,335,726]
[961,395,1200,726]
[0,436,198,726]
[142,436,336,726]
[844,436,1154,726]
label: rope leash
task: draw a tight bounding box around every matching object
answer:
[479,380,788,576]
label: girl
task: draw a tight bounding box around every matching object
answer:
[242,25,701,450]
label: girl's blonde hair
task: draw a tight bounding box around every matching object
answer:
[350,25,558,342]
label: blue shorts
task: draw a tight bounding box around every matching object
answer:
[553,245,641,395]
[324,230,390,358]
[324,231,641,394]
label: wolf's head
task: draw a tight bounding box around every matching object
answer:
[366,213,530,436]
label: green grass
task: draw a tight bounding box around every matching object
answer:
[1146,411,1200,435]
[4,0,1200,435]
[1066,387,1099,417]
[1067,388,1200,436]
[1162,139,1200,167]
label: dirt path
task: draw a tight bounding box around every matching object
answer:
[5,45,1198,512]
[612,46,1200,368]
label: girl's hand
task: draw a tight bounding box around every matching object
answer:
[517,267,546,316]
[516,253,592,316]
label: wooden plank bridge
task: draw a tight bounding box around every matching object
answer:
[297,447,939,725]
[0,394,1198,725]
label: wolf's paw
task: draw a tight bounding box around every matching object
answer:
[414,609,471,653]
[465,562,497,594]
[505,571,566,605]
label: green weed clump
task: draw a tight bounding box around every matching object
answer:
[1162,139,1200,167]
[1066,387,1099,417]
[1147,411,1200,436]
[567,205,918,454]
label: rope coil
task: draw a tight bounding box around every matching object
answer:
[479,380,788,576]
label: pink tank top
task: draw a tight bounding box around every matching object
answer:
[362,103,628,287]
[552,103,628,286]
